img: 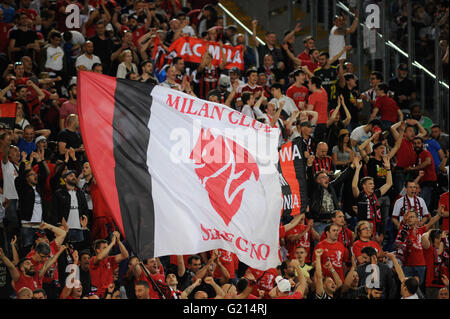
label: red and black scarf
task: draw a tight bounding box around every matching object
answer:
[401,196,423,220]
[364,191,381,234]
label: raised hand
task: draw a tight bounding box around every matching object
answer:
[315,249,323,257]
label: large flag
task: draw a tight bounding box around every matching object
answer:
[77,71,282,270]
[0,103,17,130]
[278,138,309,224]
[168,36,245,70]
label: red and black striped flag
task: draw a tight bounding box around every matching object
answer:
[77,71,283,270]
[278,137,309,224]
[0,103,17,130]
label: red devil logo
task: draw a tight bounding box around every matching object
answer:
[190,128,259,226]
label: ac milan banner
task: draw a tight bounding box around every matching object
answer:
[168,36,245,71]
[0,103,17,130]
[278,138,308,222]
[77,71,282,270]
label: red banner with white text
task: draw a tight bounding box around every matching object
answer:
[168,37,244,71]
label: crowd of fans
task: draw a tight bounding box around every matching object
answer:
[0,0,448,300]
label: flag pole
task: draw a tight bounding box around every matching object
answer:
[138,261,167,299]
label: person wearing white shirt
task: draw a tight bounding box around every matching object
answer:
[269,83,297,117]
[392,180,430,230]
[329,12,359,60]
[75,41,101,71]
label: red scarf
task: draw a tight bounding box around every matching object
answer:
[401,196,423,220]
[365,191,381,235]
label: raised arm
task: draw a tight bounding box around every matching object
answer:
[39,245,67,278]
[385,252,406,283]
[390,120,403,141]
[340,96,352,127]
[387,127,404,160]
[290,258,308,296]
[39,222,67,249]
[314,248,324,296]
[270,101,284,127]
[0,248,20,282]
[91,235,116,265]
[324,260,343,290]
[204,276,225,299]
[352,157,362,198]
[379,156,392,196]
[112,231,129,264]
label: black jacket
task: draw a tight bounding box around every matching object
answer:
[356,262,397,299]
[306,165,355,221]
[14,161,48,222]
[52,186,89,223]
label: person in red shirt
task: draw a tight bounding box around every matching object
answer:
[89,231,129,298]
[407,136,437,209]
[313,224,349,282]
[370,83,403,131]
[422,228,449,299]
[400,210,442,286]
[297,35,315,63]
[307,76,328,142]
[270,260,306,299]
[438,192,449,231]
[313,248,343,299]
[0,244,64,295]
[320,210,354,255]
[285,213,319,262]
[131,256,166,299]
[213,249,238,281]
[390,120,428,195]
[245,266,278,297]
[286,68,309,110]
[352,220,382,264]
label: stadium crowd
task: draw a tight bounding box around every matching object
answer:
[0,0,448,300]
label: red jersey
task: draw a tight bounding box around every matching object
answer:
[13,270,42,294]
[275,291,303,299]
[132,26,148,47]
[136,271,166,299]
[396,138,417,169]
[351,240,381,263]
[417,150,437,183]
[237,83,263,98]
[313,240,348,281]
[27,241,59,284]
[405,226,427,266]
[373,95,399,122]
[286,84,309,109]
[213,249,238,279]
[296,51,310,63]
[308,88,328,124]
[285,224,313,262]
[439,192,449,231]
[319,227,353,253]
[246,267,277,296]
[89,255,118,297]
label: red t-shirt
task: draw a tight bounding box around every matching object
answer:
[247,267,277,296]
[439,192,449,231]
[373,95,399,122]
[313,240,348,281]
[285,224,313,262]
[423,245,446,288]
[286,84,309,110]
[308,88,328,124]
[89,255,118,297]
[351,240,381,263]
[296,51,310,63]
[405,226,427,266]
[13,270,42,294]
[417,150,437,183]
[213,249,238,279]
[132,26,148,47]
[136,271,165,299]
[27,241,59,284]
[396,138,417,169]
[319,227,353,252]
[237,84,263,98]
[275,291,303,299]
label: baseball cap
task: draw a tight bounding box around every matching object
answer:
[219,76,230,88]
[299,121,313,128]
[35,135,47,144]
[62,170,76,179]
[229,67,241,75]
[275,276,291,293]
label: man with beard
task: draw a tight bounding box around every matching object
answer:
[406,137,437,210]
[0,243,65,295]
[52,170,89,243]
[131,257,166,299]
[357,247,397,299]
[75,41,101,72]
[57,114,84,163]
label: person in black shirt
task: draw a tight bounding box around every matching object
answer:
[8,13,39,62]
[89,20,114,75]
[57,114,84,165]
[388,63,416,112]
[338,73,362,130]
[352,157,392,243]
